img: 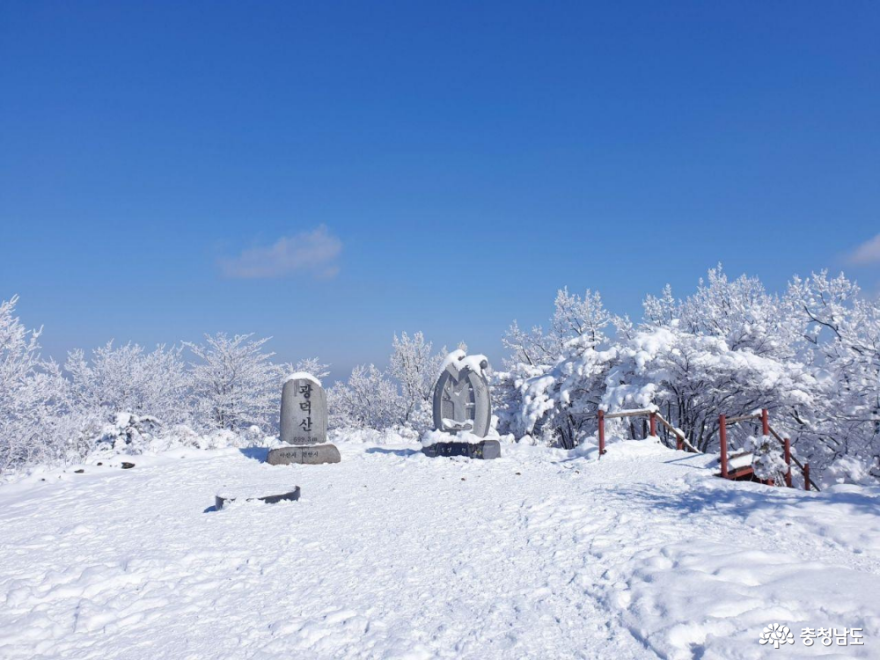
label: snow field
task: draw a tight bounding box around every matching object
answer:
[1,438,879,659]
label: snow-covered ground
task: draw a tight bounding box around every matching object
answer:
[1,438,879,659]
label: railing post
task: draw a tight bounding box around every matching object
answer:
[598,410,605,457]
[649,412,657,438]
[676,431,683,452]
[761,408,770,436]
[804,463,810,491]
[784,438,792,488]
[719,414,729,479]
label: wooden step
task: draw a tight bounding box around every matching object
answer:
[717,451,756,480]
[728,451,753,470]
[727,465,755,480]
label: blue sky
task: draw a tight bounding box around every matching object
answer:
[1,1,878,379]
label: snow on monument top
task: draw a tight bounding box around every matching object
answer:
[438,350,489,377]
[284,372,323,387]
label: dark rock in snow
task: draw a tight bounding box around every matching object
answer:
[422,440,501,460]
[215,485,301,510]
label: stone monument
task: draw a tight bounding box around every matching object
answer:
[423,350,501,459]
[267,373,341,465]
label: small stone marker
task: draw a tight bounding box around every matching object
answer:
[268,373,340,465]
[424,350,501,460]
[215,484,301,509]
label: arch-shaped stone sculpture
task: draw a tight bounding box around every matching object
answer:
[432,351,492,438]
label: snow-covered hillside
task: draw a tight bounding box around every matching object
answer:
[1,438,879,659]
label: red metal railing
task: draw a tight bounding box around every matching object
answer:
[718,408,819,492]
[598,406,819,492]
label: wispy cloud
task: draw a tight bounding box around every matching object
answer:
[220,225,342,279]
[848,234,880,265]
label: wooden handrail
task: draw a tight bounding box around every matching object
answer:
[717,408,821,492]
[599,408,701,454]
[656,414,700,453]
[603,409,656,419]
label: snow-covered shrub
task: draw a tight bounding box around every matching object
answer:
[185,333,283,433]
[824,455,874,487]
[95,412,164,453]
[83,419,258,458]
[747,435,788,483]
[328,425,420,445]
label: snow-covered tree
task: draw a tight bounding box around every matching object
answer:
[784,271,880,482]
[0,296,72,470]
[328,364,405,430]
[496,288,619,448]
[289,357,330,380]
[603,324,815,451]
[66,341,189,425]
[674,265,802,360]
[389,331,443,423]
[185,333,282,432]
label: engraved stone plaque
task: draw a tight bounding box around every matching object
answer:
[270,373,339,465]
[280,376,327,446]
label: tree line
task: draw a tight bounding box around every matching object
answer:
[2,266,879,485]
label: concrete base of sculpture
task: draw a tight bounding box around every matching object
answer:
[268,444,341,465]
[215,485,300,509]
[422,440,501,460]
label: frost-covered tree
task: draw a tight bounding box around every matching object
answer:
[674,265,802,360]
[288,357,330,380]
[784,271,880,481]
[496,288,619,448]
[603,324,815,451]
[0,296,73,470]
[185,333,282,432]
[66,341,189,424]
[604,267,816,451]
[328,364,405,430]
[595,266,816,452]
[389,331,443,423]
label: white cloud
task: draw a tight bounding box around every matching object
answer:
[221,225,342,279]
[849,234,880,265]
